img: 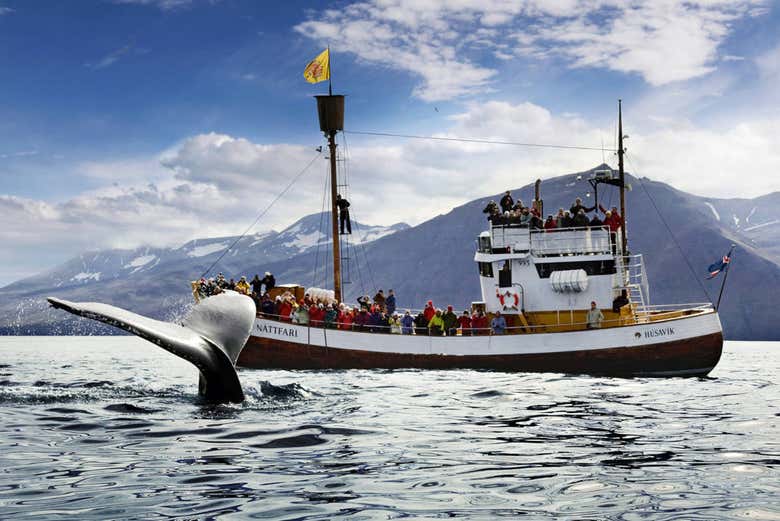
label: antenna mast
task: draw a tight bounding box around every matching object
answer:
[618,99,628,257]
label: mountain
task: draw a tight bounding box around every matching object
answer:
[1,165,778,340]
[0,214,408,334]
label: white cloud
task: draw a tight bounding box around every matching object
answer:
[295,0,767,100]
[0,6,14,15]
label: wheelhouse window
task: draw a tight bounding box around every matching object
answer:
[478,262,494,277]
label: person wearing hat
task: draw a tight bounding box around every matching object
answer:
[400,310,414,335]
[235,276,251,295]
[442,305,459,336]
[500,191,514,213]
[423,300,435,322]
[260,271,275,294]
[428,309,445,336]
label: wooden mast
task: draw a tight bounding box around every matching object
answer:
[315,93,345,303]
[327,130,342,303]
[618,99,627,257]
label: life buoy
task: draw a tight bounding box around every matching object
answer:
[495,289,520,311]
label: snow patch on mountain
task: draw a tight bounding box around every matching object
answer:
[71,272,101,282]
[125,255,157,269]
[187,243,228,258]
[704,202,720,221]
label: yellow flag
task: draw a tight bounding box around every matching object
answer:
[303,48,330,84]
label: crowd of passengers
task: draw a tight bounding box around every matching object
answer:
[484,191,622,233]
[192,271,275,302]
[266,289,505,335]
[193,276,506,334]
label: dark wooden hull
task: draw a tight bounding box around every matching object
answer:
[238,331,723,377]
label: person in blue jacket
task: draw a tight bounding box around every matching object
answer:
[400,310,414,335]
[386,289,397,315]
[491,311,507,335]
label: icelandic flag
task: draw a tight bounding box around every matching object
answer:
[707,254,731,279]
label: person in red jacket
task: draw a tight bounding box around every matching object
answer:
[544,215,557,230]
[309,304,325,327]
[471,311,488,336]
[458,310,472,336]
[423,300,435,322]
[598,204,622,232]
[279,299,293,322]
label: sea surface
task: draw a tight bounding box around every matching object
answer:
[0,338,778,520]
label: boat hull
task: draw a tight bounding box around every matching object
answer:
[238,312,724,377]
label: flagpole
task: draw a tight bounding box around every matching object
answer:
[328,45,332,96]
[715,244,735,311]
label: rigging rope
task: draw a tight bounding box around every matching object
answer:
[344,130,616,152]
[312,160,330,288]
[625,154,713,303]
[197,150,323,280]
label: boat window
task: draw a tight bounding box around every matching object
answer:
[478,262,494,277]
[498,260,512,287]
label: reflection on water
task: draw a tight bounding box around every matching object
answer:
[0,337,778,520]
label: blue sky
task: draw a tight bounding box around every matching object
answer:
[1,0,779,285]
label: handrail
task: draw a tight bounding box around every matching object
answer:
[252,304,713,337]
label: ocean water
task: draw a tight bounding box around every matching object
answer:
[0,338,778,520]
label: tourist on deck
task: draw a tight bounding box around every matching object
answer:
[401,310,414,335]
[530,214,544,229]
[235,276,251,295]
[544,215,557,230]
[292,304,309,325]
[357,294,371,311]
[325,304,338,329]
[491,311,507,335]
[217,273,227,289]
[570,197,595,216]
[573,209,590,228]
[423,300,435,322]
[354,308,369,331]
[336,194,352,235]
[250,274,263,296]
[228,278,237,291]
[561,211,574,228]
[197,278,209,300]
[386,290,397,315]
[589,214,604,228]
[554,208,566,227]
[500,191,514,213]
[373,290,386,311]
[414,311,427,335]
[599,204,623,233]
[279,298,293,322]
[443,306,459,336]
[337,306,351,330]
[530,200,542,218]
[428,309,445,336]
[483,200,498,215]
[261,294,275,316]
[612,290,630,313]
[458,311,472,336]
[309,304,324,327]
[472,311,488,335]
[586,301,605,329]
[260,272,275,294]
[389,314,402,334]
[519,208,531,225]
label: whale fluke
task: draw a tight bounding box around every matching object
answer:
[47,292,256,403]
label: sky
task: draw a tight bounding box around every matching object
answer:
[1,0,779,285]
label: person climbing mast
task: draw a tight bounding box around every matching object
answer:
[336,194,352,234]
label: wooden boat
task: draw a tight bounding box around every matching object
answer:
[238,96,723,377]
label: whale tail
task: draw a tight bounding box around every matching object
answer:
[47,292,256,403]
